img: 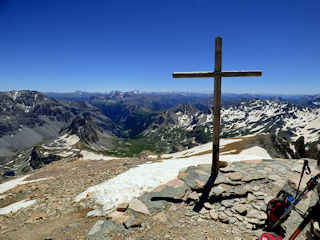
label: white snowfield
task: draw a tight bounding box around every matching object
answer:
[0,199,37,215]
[221,100,320,143]
[42,134,80,151]
[75,139,272,216]
[80,150,118,161]
[0,175,50,194]
[161,138,241,159]
[171,99,320,143]
[240,146,271,159]
[58,134,80,146]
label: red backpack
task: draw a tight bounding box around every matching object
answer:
[266,191,294,225]
[259,232,283,240]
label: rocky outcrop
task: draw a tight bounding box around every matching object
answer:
[88,158,319,240]
[29,146,61,170]
[294,136,307,158]
[270,134,295,158]
[271,134,320,161]
[60,115,102,144]
[0,90,115,157]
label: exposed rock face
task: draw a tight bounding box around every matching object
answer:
[0,90,115,157]
[271,134,320,161]
[2,90,320,159]
[142,99,320,154]
[0,90,71,138]
[87,159,320,240]
[294,136,306,158]
[305,140,320,163]
[142,104,212,153]
[29,146,61,170]
[271,134,295,159]
[60,116,101,144]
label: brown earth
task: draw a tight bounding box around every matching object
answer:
[0,156,156,240]
[0,138,301,240]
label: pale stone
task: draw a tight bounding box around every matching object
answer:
[116,202,129,212]
[247,193,255,202]
[252,186,260,191]
[233,204,248,215]
[204,202,213,210]
[88,220,104,235]
[221,199,234,208]
[268,175,281,182]
[229,217,237,224]
[210,185,226,196]
[129,198,150,215]
[124,213,144,228]
[188,191,199,201]
[254,191,265,197]
[107,211,129,225]
[209,209,218,220]
[246,209,265,220]
[218,212,229,223]
[152,212,167,223]
[0,224,8,231]
[228,172,243,181]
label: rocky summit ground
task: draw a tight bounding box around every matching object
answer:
[1,154,319,240]
[0,156,156,240]
[86,158,319,240]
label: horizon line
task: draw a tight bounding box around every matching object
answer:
[1,89,319,96]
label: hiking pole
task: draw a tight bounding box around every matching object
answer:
[271,173,320,232]
[288,200,320,240]
[295,160,311,199]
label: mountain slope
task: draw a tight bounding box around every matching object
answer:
[0,90,116,157]
[142,99,320,154]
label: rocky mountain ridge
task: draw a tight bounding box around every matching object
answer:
[0,91,116,158]
[0,115,115,179]
[142,99,320,155]
[1,90,320,177]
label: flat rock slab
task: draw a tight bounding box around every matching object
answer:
[138,179,188,214]
[129,198,150,215]
[88,158,320,240]
[87,219,127,240]
[227,172,243,181]
[178,166,210,190]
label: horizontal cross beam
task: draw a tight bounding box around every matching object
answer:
[172,71,262,78]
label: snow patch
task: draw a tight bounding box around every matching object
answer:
[58,134,80,146]
[0,175,50,194]
[147,155,158,159]
[75,139,271,216]
[80,150,118,161]
[9,91,20,101]
[239,146,272,159]
[0,199,37,215]
[161,138,241,159]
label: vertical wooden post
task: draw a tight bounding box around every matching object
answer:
[211,37,222,175]
[172,36,261,212]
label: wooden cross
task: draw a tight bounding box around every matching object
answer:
[173,37,262,176]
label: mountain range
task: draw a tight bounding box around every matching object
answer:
[1,90,320,178]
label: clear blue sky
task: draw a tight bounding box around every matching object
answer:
[0,0,320,94]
